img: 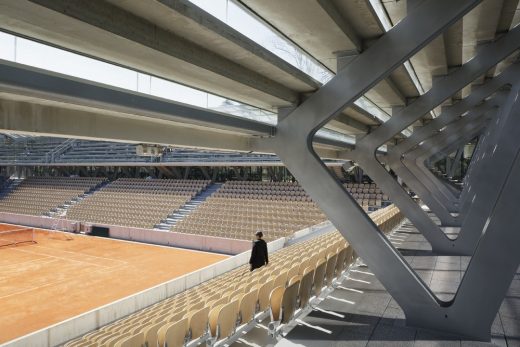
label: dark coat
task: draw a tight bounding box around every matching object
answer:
[249,239,268,270]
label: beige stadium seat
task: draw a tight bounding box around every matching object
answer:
[113,332,144,347]
[298,267,315,309]
[141,322,163,347]
[208,299,239,343]
[286,264,300,282]
[325,253,339,286]
[256,279,274,312]
[272,271,288,289]
[238,288,258,325]
[335,246,348,277]
[313,258,328,297]
[64,340,97,347]
[157,318,189,347]
[268,279,300,335]
[186,306,210,340]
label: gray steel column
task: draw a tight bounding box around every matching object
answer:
[392,106,494,225]
[396,108,494,226]
[271,0,483,323]
[448,148,464,178]
[268,0,520,339]
[398,94,506,215]
[349,33,520,254]
[384,64,520,216]
[404,116,491,208]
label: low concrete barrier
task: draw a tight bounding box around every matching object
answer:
[105,225,252,255]
[1,237,286,347]
[0,213,251,255]
[0,212,78,232]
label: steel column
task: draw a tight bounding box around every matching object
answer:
[270,0,520,339]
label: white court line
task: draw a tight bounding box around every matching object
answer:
[12,247,120,268]
[29,244,128,265]
[0,263,110,300]
[0,257,56,272]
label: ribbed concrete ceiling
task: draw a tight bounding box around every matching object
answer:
[0,0,519,150]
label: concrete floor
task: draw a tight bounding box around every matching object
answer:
[276,220,520,347]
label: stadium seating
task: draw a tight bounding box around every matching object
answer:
[57,141,151,163]
[0,177,106,216]
[171,181,327,241]
[67,178,211,229]
[0,136,66,164]
[344,183,390,210]
[64,205,403,347]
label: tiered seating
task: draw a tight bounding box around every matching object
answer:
[344,183,390,210]
[172,181,326,241]
[0,177,105,216]
[0,136,66,163]
[65,205,403,347]
[67,179,211,229]
[57,141,149,163]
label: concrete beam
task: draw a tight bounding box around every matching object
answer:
[316,0,363,52]
[0,0,301,108]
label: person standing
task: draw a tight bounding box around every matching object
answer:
[249,231,268,271]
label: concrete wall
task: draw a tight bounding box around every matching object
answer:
[0,213,251,255]
[103,225,252,255]
[1,237,286,347]
[0,212,78,232]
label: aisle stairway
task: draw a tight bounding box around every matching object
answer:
[0,178,23,198]
[45,180,110,218]
[154,183,222,230]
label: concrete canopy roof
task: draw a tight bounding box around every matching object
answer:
[0,0,519,155]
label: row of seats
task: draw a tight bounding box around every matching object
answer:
[171,194,326,241]
[64,205,404,347]
[213,181,311,202]
[0,177,105,216]
[67,179,211,229]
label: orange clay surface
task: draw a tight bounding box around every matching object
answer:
[0,224,228,344]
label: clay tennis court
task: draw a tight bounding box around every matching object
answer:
[0,223,228,344]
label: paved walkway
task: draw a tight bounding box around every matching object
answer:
[277,220,520,347]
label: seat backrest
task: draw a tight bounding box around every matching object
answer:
[157,318,188,347]
[210,295,229,310]
[325,253,339,286]
[166,311,186,323]
[335,247,348,276]
[113,332,144,347]
[210,299,239,341]
[256,280,272,312]
[269,286,285,322]
[186,306,210,340]
[299,267,315,308]
[281,279,300,324]
[286,264,299,282]
[288,274,302,287]
[273,271,288,289]
[142,322,163,347]
[238,288,258,324]
[313,258,328,296]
